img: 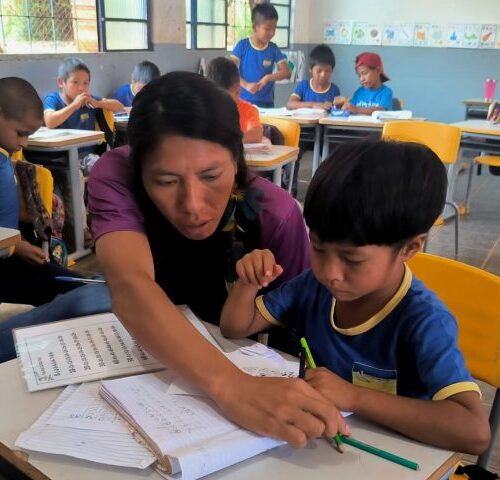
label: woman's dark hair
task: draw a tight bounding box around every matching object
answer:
[128,71,247,188]
[310,44,336,69]
[207,57,240,91]
[304,139,447,247]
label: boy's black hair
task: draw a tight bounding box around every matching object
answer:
[206,57,240,91]
[131,61,161,85]
[304,139,447,247]
[252,3,278,24]
[58,57,90,81]
[310,44,336,69]
[0,77,43,121]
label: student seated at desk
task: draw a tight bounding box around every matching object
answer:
[207,57,264,144]
[0,78,83,328]
[341,52,393,115]
[112,60,160,109]
[220,139,491,455]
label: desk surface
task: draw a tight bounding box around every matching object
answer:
[0,322,460,480]
[452,120,500,137]
[28,128,105,148]
[261,113,325,125]
[0,227,21,251]
[245,144,299,167]
[320,116,386,128]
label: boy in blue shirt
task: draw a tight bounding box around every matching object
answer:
[343,52,393,114]
[0,77,83,307]
[287,44,341,111]
[113,60,160,109]
[221,139,490,455]
[230,3,291,108]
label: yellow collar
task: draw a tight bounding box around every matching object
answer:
[0,147,10,158]
[310,79,331,94]
[249,37,269,51]
[330,264,412,336]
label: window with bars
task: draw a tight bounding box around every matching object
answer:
[0,0,150,54]
[186,0,291,50]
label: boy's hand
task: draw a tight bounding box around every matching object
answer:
[256,74,271,91]
[342,101,358,114]
[236,249,283,288]
[14,240,49,265]
[71,92,92,110]
[333,96,346,108]
[306,367,359,413]
[313,101,332,111]
[245,82,260,94]
[87,97,101,109]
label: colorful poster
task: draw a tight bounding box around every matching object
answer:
[324,23,337,44]
[428,24,446,47]
[382,24,399,46]
[351,22,369,45]
[414,23,430,47]
[324,22,352,45]
[447,24,464,48]
[463,24,481,48]
[480,24,497,48]
[397,23,415,46]
[365,23,382,45]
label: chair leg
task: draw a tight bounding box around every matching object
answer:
[477,388,500,469]
[464,160,476,214]
[423,237,429,252]
[445,200,460,257]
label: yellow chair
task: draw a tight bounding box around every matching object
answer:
[408,252,500,468]
[382,121,462,257]
[260,116,301,194]
[94,108,116,150]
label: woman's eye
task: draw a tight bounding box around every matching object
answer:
[202,174,219,182]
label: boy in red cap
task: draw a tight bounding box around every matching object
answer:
[343,52,393,114]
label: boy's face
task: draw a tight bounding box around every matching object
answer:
[356,65,382,90]
[0,112,42,155]
[253,19,277,44]
[310,64,333,88]
[309,233,405,303]
[58,69,90,101]
[228,84,240,104]
[132,81,146,95]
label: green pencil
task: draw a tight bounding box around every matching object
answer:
[299,337,344,453]
[339,435,419,471]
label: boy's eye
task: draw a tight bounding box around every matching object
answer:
[312,245,325,254]
[342,257,363,266]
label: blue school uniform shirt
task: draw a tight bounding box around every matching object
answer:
[0,149,20,229]
[256,265,480,401]
[231,38,287,105]
[350,85,393,110]
[291,79,340,103]
[113,84,134,108]
[43,91,101,130]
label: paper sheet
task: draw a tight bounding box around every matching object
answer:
[15,385,156,469]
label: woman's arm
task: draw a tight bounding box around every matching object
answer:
[96,231,348,447]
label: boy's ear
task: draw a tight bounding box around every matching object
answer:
[399,234,427,262]
[56,76,64,89]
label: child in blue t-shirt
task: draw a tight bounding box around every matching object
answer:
[287,44,341,111]
[230,3,291,108]
[343,52,393,114]
[113,61,160,109]
[221,139,490,455]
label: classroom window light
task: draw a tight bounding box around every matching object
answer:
[0,0,151,54]
[185,0,291,51]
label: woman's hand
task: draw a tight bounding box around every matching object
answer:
[236,249,283,288]
[14,240,49,265]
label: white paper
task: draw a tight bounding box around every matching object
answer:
[243,143,273,154]
[480,24,497,49]
[29,128,74,139]
[15,385,156,469]
[372,110,413,120]
[294,107,326,115]
[258,107,293,116]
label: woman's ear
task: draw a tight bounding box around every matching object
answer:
[399,234,427,262]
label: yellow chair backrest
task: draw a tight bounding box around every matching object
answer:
[261,117,301,147]
[94,108,115,147]
[382,120,461,165]
[408,252,500,388]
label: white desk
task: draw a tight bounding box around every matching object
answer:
[0,227,21,258]
[245,145,299,192]
[26,129,105,261]
[0,322,460,480]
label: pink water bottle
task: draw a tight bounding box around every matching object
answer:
[484,78,497,102]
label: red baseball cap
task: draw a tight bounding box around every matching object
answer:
[355,52,389,82]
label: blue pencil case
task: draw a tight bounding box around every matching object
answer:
[329,108,350,118]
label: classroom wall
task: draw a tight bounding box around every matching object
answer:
[305,0,500,122]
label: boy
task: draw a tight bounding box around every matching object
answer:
[0,77,82,308]
[113,60,160,108]
[220,139,490,455]
[342,52,393,114]
[230,3,291,108]
[287,44,341,111]
[207,57,263,144]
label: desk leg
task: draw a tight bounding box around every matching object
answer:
[67,147,89,261]
[272,166,282,187]
[311,124,322,177]
[321,126,330,163]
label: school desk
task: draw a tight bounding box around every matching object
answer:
[0,320,461,480]
[26,129,105,261]
[245,144,299,193]
[261,113,326,176]
[463,99,493,120]
[0,227,21,258]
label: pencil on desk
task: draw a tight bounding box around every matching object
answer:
[299,337,344,453]
[55,276,106,284]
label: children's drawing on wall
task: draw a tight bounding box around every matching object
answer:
[429,24,446,47]
[447,24,464,48]
[397,23,415,46]
[382,24,398,46]
[463,24,481,48]
[480,25,497,48]
[351,22,368,45]
[414,24,430,47]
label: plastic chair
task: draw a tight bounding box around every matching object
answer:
[382,121,461,257]
[94,108,116,152]
[464,154,500,213]
[408,252,500,469]
[260,117,300,194]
